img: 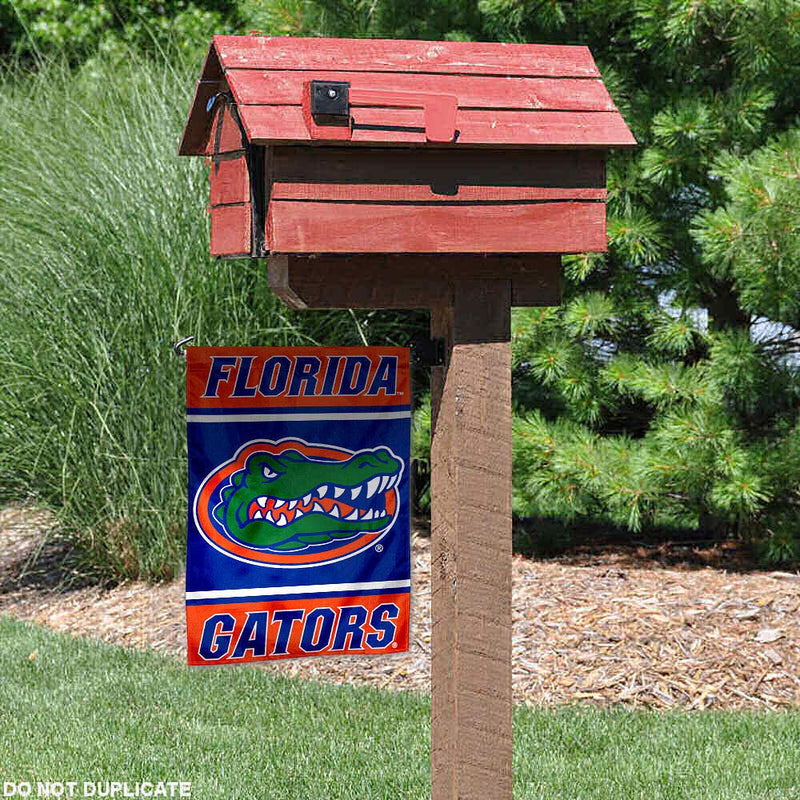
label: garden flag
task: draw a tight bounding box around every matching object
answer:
[185,347,411,665]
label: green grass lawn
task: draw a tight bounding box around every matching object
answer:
[1,617,799,800]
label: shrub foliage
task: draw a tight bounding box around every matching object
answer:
[4,0,800,575]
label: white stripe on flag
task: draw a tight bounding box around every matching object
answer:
[186,578,412,601]
[187,411,411,423]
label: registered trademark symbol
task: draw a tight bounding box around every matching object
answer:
[391,642,398,649]
[375,544,384,553]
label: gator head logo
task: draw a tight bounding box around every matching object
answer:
[193,439,404,568]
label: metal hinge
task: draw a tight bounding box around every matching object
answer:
[411,337,446,367]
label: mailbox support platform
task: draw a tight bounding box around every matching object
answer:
[179,34,635,800]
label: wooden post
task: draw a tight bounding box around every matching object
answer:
[431,279,513,800]
[181,34,633,800]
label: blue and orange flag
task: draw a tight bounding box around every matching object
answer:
[185,347,411,665]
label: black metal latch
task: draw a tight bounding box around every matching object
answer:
[309,81,350,125]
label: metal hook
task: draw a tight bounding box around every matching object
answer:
[172,335,195,358]
[206,91,223,113]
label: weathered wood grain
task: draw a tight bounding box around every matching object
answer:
[213,35,601,78]
[267,200,606,253]
[181,35,635,154]
[209,155,250,206]
[178,44,223,156]
[240,105,636,147]
[431,279,513,800]
[208,102,247,154]
[226,69,616,111]
[209,202,251,257]
[271,182,605,202]
[266,254,561,309]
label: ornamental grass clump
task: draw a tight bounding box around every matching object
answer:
[0,56,329,579]
[0,52,425,581]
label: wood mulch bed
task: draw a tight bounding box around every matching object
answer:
[1,505,799,710]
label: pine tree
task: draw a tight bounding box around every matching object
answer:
[493,1,800,561]
[240,0,800,559]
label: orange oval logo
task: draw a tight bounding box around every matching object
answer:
[193,438,403,568]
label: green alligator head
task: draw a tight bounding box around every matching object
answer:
[213,446,403,551]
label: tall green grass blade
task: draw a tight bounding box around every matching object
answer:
[0,53,425,580]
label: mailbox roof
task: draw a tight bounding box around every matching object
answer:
[179,35,635,155]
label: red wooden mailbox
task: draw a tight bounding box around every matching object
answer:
[179,35,633,260]
[180,34,634,800]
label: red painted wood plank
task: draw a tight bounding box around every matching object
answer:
[210,203,251,257]
[346,108,634,147]
[240,105,636,147]
[226,70,616,112]
[348,86,458,143]
[270,182,606,202]
[209,156,250,205]
[267,200,606,253]
[213,35,600,78]
[207,103,246,155]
